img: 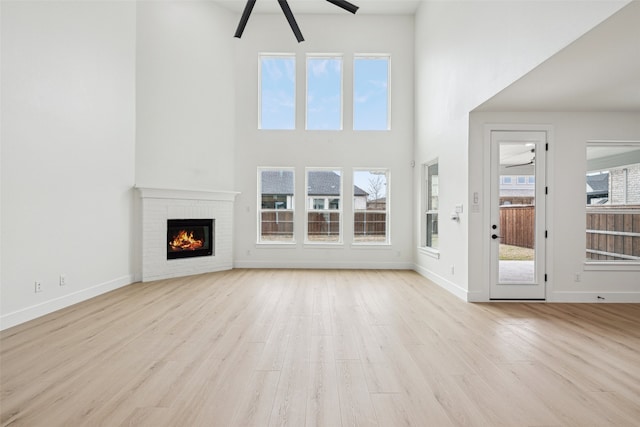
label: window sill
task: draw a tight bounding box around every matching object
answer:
[418,247,440,259]
[584,261,640,271]
[350,243,392,249]
[256,242,297,248]
[304,242,344,249]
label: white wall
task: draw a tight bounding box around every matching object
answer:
[135,1,236,191]
[469,112,640,301]
[233,14,414,269]
[1,1,136,328]
[412,0,628,299]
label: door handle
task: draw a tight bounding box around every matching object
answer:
[491,234,501,239]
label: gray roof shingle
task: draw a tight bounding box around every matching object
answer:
[586,173,609,195]
[262,170,367,196]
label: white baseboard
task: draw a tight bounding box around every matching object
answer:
[234,260,414,270]
[0,275,134,331]
[549,291,640,303]
[413,264,468,301]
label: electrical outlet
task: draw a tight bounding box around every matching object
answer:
[451,265,455,275]
[35,281,42,293]
[574,273,581,282]
[60,274,67,286]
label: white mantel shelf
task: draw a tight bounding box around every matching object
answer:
[136,187,240,202]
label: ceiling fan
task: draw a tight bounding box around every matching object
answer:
[234,0,360,43]
[505,148,535,168]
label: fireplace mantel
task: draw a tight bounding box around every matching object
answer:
[136,187,239,202]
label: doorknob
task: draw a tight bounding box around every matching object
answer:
[492,234,501,239]
[492,224,497,230]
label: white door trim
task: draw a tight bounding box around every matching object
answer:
[482,124,554,301]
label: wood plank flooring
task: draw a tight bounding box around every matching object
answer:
[1,269,639,426]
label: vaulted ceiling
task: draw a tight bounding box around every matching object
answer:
[475,1,640,112]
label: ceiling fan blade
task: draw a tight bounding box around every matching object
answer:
[505,160,534,168]
[234,0,257,38]
[278,0,304,43]
[326,0,359,14]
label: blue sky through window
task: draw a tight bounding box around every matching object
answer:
[307,57,342,130]
[354,57,389,130]
[354,170,388,201]
[260,56,295,130]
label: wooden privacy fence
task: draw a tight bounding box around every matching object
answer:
[354,211,387,237]
[586,205,640,261]
[261,211,293,238]
[500,205,534,249]
[307,212,340,237]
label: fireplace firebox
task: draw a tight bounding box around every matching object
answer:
[167,219,214,260]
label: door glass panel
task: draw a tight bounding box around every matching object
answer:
[499,142,536,283]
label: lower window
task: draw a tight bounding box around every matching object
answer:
[586,142,640,262]
[306,169,342,243]
[353,169,389,244]
[258,168,295,243]
[424,161,439,249]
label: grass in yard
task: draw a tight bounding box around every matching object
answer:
[500,244,534,261]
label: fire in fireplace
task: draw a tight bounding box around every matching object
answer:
[167,219,214,259]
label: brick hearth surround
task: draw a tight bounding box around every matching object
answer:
[137,187,239,282]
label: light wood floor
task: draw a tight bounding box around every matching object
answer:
[1,269,639,426]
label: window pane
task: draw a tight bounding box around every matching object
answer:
[259,169,294,242]
[586,144,640,262]
[426,213,438,248]
[307,57,342,130]
[428,163,439,211]
[260,56,295,130]
[307,169,342,242]
[354,170,388,243]
[354,56,389,130]
[425,162,439,249]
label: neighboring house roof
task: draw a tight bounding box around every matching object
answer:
[307,171,367,196]
[262,170,367,196]
[586,173,609,195]
[261,171,294,195]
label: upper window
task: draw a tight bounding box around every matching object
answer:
[424,161,439,250]
[306,168,343,243]
[353,55,390,130]
[260,54,295,130]
[306,55,342,130]
[353,169,389,244]
[586,142,640,262]
[258,168,295,243]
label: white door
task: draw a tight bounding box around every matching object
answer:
[490,131,547,300]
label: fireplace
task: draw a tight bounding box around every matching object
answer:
[167,219,214,260]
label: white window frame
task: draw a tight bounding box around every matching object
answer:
[420,160,439,258]
[258,53,296,130]
[353,53,391,131]
[353,168,390,245]
[305,167,343,245]
[257,167,296,244]
[306,54,343,131]
[585,140,640,269]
